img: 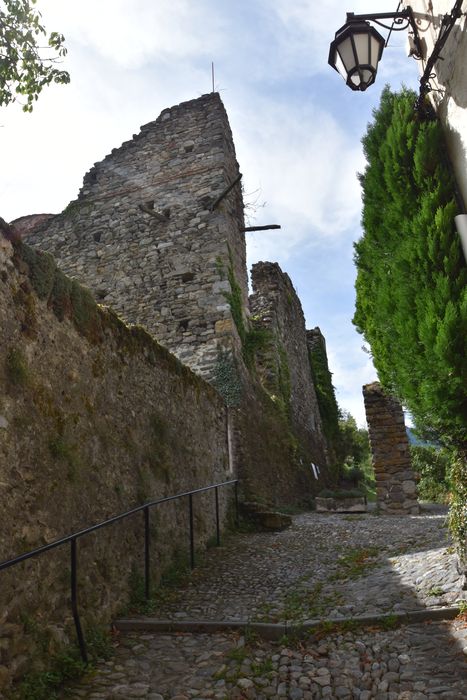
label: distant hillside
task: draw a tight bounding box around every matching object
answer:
[406,427,438,448]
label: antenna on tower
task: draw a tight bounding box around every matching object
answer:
[211,62,215,93]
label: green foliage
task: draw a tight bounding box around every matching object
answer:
[242,327,272,369]
[277,346,291,413]
[50,268,72,321]
[448,454,467,560]
[318,488,365,499]
[0,0,70,111]
[354,86,467,448]
[19,243,55,300]
[410,445,452,502]
[70,279,99,336]
[213,351,242,407]
[11,626,113,700]
[224,255,246,344]
[337,412,370,466]
[308,337,340,444]
[5,347,29,385]
[380,613,399,630]
[13,650,85,700]
[331,411,373,490]
[48,435,82,480]
[329,547,379,581]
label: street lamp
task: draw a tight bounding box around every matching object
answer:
[328,8,422,92]
[329,2,464,104]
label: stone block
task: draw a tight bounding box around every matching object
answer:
[402,480,417,494]
[215,319,234,334]
[315,497,367,513]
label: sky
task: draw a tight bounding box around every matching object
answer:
[0,0,420,426]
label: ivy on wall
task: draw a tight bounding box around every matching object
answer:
[308,340,340,446]
[212,351,242,407]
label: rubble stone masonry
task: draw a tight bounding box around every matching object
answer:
[363,382,419,514]
[0,235,230,688]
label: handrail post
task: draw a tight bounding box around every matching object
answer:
[70,538,88,664]
[234,480,239,528]
[144,506,150,600]
[188,493,195,569]
[215,486,220,546]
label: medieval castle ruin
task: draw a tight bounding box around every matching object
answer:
[0,93,338,684]
[17,92,331,492]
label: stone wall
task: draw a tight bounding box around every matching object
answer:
[249,262,328,470]
[20,93,247,383]
[363,382,419,514]
[0,236,232,690]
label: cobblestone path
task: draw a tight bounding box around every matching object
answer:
[64,511,467,699]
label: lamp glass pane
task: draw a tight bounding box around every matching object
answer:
[352,31,370,65]
[336,35,357,72]
[334,51,348,80]
[370,35,382,68]
[361,68,373,85]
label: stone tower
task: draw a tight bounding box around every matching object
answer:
[23,93,248,382]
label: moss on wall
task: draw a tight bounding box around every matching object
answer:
[5,348,29,387]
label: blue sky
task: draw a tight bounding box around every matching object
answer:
[0,0,420,425]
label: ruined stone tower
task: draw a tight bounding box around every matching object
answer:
[23,94,247,381]
[249,262,327,461]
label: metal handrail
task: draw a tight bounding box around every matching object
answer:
[1,479,239,663]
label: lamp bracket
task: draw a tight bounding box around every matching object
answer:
[346,8,423,56]
[417,0,464,107]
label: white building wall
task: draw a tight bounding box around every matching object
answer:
[403,1,467,207]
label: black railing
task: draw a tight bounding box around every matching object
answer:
[0,479,239,663]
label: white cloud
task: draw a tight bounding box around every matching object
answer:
[327,339,376,428]
[229,96,365,262]
[44,0,225,67]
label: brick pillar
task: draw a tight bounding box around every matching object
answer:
[363,382,419,514]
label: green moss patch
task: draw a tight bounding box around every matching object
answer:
[5,348,29,386]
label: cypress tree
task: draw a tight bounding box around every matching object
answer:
[354,87,467,450]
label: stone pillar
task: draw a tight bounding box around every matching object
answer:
[363,382,419,514]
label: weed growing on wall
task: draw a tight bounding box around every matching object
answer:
[5,348,29,386]
[242,327,272,369]
[48,435,82,481]
[50,269,72,321]
[213,351,241,407]
[224,255,246,344]
[18,243,56,300]
[10,626,114,700]
[308,340,340,446]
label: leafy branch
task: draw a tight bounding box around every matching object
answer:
[0,0,70,111]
